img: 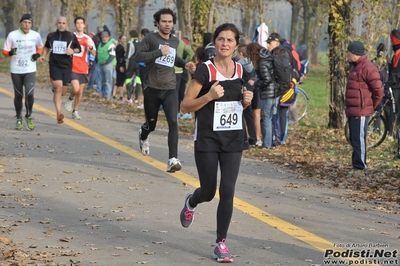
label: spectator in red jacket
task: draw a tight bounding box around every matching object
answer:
[345,41,383,176]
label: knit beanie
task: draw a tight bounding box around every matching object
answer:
[347,41,365,56]
[20,14,33,23]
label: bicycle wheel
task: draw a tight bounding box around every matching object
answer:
[367,114,388,148]
[289,87,308,124]
[344,114,387,149]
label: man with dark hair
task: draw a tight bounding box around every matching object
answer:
[2,13,43,130]
[64,16,96,120]
[388,29,400,159]
[39,16,81,124]
[135,8,196,172]
[346,41,383,174]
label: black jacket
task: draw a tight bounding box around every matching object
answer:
[254,48,277,99]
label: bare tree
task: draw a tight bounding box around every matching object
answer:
[327,1,353,128]
[0,0,26,36]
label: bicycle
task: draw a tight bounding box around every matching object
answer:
[289,59,310,124]
[344,87,395,148]
[289,87,309,124]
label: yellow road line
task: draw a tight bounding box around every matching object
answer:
[0,86,380,265]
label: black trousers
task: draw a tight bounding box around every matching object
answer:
[140,87,179,159]
[348,116,368,170]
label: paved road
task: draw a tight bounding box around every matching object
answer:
[0,73,399,266]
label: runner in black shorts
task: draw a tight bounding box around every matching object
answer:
[39,16,81,124]
[64,17,96,120]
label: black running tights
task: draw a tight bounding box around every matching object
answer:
[189,150,242,243]
[140,87,179,159]
[11,72,36,118]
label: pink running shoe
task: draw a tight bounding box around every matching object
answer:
[180,193,195,228]
[213,239,233,263]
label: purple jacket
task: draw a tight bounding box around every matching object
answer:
[345,55,383,117]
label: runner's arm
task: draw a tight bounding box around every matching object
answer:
[135,37,163,63]
[2,35,16,57]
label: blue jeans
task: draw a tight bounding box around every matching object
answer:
[88,63,101,91]
[99,63,113,98]
[260,97,278,148]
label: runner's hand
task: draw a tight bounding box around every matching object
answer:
[31,53,40,62]
[242,87,253,105]
[66,48,74,56]
[160,45,170,55]
[209,81,224,100]
[185,62,196,73]
[8,48,17,56]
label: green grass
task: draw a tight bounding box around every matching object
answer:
[296,66,329,128]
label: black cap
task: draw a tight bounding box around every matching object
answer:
[20,14,33,23]
[266,32,281,43]
[347,41,366,56]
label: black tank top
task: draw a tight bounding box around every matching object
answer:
[192,59,249,152]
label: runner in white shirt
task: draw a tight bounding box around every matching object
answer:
[2,13,44,130]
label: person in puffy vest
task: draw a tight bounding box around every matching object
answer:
[247,42,278,149]
[266,34,295,146]
[346,41,383,175]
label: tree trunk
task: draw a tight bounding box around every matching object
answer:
[328,2,352,128]
[301,0,310,59]
[290,0,300,43]
[207,1,215,33]
[1,0,16,36]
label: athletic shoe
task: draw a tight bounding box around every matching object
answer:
[137,104,144,109]
[255,139,262,147]
[134,99,139,104]
[138,130,150,155]
[25,116,35,130]
[167,157,182,172]
[72,111,81,120]
[57,113,64,124]
[180,193,195,228]
[125,99,133,105]
[16,118,23,130]
[65,98,74,112]
[213,239,233,263]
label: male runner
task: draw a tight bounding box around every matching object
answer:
[64,16,96,120]
[135,8,196,172]
[39,16,81,124]
[2,13,43,130]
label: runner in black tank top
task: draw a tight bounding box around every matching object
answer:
[179,23,253,263]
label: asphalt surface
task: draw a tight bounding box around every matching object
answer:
[0,73,399,266]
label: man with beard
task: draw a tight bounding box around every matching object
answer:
[135,8,196,172]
